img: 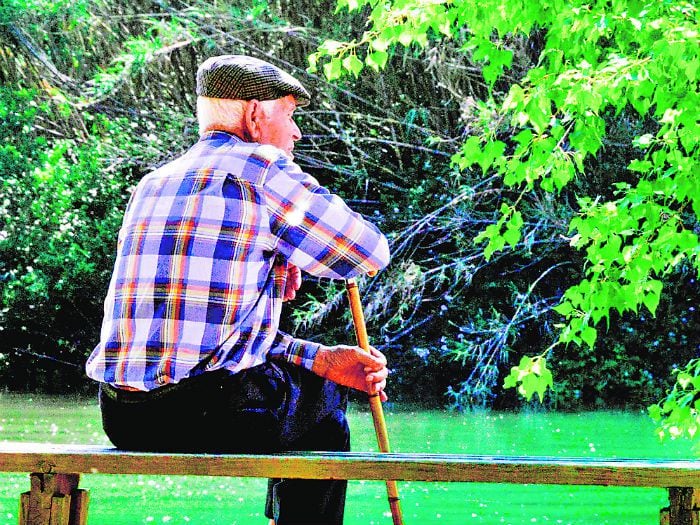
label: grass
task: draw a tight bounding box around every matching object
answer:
[0,394,695,524]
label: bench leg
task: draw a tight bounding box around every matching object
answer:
[660,487,700,525]
[18,473,89,525]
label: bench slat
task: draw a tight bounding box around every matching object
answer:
[1,443,699,487]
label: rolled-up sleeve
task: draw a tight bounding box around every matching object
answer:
[267,330,321,370]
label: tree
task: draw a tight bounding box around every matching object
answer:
[311,0,700,437]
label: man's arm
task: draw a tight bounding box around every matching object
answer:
[268,333,389,401]
[263,156,390,279]
[263,153,390,398]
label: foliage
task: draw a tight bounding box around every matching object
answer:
[503,355,553,403]
[310,0,700,420]
[0,82,190,390]
[650,358,700,447]
[0,0,89,26]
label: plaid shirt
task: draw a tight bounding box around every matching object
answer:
[86,131,390,391]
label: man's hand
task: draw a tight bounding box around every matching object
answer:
[283,263,302,302]
[311,344,389,402]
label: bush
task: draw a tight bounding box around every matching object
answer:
[0,84,191,391]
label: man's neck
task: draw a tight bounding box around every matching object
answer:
[200,124,249,142]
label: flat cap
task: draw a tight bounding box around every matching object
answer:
[196,55,310,107]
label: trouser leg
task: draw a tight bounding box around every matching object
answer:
[265,408,349,525]
[264,363,350,525]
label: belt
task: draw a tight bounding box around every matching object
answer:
[100,379,191,403]
[100,368,234,403]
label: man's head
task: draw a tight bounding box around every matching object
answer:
[195,55,309,157]
[196,55,310,106]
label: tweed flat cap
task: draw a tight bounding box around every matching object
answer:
[196,55,310,107]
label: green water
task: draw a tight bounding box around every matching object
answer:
[0,394,695,524]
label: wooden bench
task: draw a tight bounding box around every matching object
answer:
[1,442,699,524]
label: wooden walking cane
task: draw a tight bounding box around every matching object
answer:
[345,276,405,525]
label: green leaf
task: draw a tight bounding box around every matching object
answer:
[519,373,538,401]
[503,226,520,247]
[365,50,389,72]
[553,300,574,316]
[479,140,506,174]
[503,370,518,389]
[503,356,553,402]
[461,136,482,165]
[513,128,533,149]
[525,94,550,134]
[552,161,575,191]
[503,85,525,111]
[307,53,319,73]
[508,210,524,230]
[342,54,364,77]
[534,366,554,402]
[323,58,343,81]
[642,280,663,315]
[628,159,652,173]
[484,234,506,260]
[580,325,597,348]
[370,38,390,53]
[648,403,662,422]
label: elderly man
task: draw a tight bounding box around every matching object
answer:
[86,55,391,524]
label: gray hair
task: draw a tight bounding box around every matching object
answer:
[196,96,281,136]
[196,96,247,136]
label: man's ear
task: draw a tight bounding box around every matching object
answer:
[243,99,261,142]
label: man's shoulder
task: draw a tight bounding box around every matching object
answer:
[241,144,311,187]
[143,136,297,188]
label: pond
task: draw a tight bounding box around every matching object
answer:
[0,394,695,524]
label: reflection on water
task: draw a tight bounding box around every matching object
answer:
[349,407,695,459]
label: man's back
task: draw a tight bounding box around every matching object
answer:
[87,131,389,391]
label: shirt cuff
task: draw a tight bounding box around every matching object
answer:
[267,331,320,371]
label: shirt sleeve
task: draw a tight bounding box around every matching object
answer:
[267,330,321,370]
[263,155,390,279]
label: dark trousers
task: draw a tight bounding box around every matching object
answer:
[98,360,350,524]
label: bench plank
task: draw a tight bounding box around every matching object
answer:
[1,443,699,487]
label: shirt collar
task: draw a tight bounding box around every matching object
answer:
[199,130,246,146]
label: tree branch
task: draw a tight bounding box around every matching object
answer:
[4,23,77,88]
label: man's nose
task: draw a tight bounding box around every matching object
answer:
[292,121,302,141]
